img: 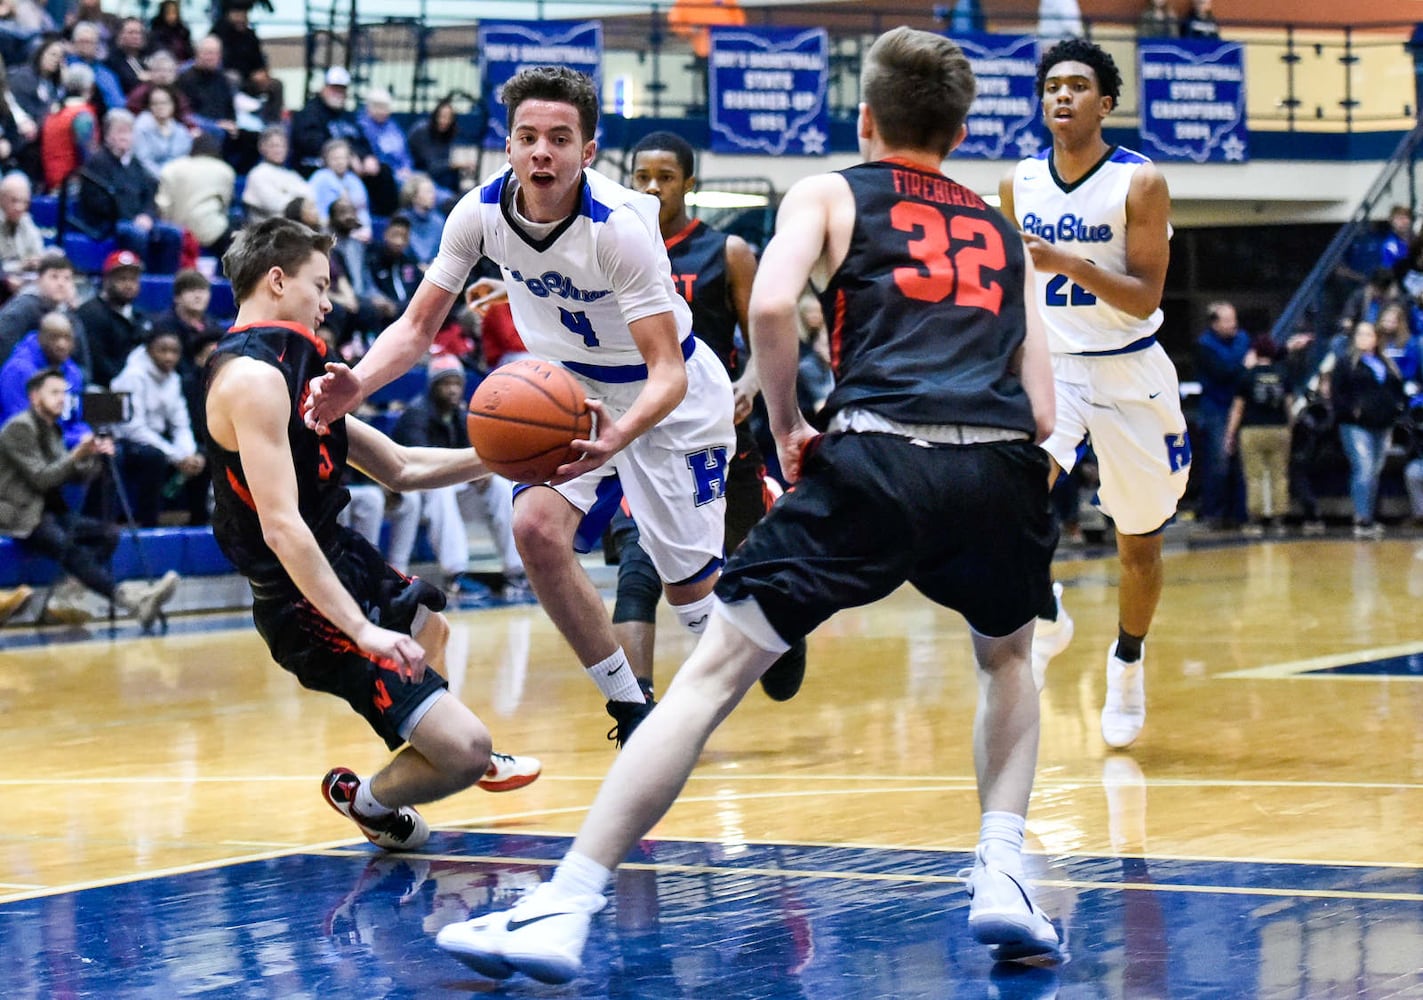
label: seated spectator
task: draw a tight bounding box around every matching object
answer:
[1330,321,1406,537]
[9,35,66,129]
[388,355,527,598]
[104,16,148,96]
[243,126,312,224]
[358,87,411,183]
[0,171,43,283]
[309,138,372,235]
[282,192,321,229]
[212,1,281,118]
[147,0,192,64]
[326,195,382,343]
[407,96,460,197]
[76,249,153,387]
[290,66,397,213]
[1379,205,1414,273]
[39,62,98,194]
[0,0,52,70]
[1340,267,1405,332]
[109,328,205,526]
[0,368,179,627]
[76,108,184,273]
[133,83,190,181]
[68,21,125,115]
[0,61,35,177]
[1376,301,1420,388]
[64,0,120,46]
[125,50,192,124]
[176,35,236,145]
[0,310,89,446]
[366,214,420,319]
[400,170,445,265]
[1180,0,1219,38]
[156,132,235,253]
[151,268,224,364]
[1138,0,1178,38]
[0,253,88,378]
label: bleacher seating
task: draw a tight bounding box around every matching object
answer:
[30,194,58,231]
[62,232,116,275]
[0,527,235,588]
[207,278,235,320]
[137,273,176,313]
[367,365,427,407]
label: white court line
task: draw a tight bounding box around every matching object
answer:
[1217,641,1423,679]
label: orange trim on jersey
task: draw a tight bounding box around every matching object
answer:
[664,217,701,251]
[226,467,256,511]
[227,320,328,358]
[299,600,408,677]
[830,288,845,375]
[880,156,948,179]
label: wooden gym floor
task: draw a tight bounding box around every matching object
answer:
[0,533,1420,998]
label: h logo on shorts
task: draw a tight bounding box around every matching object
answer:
[1165,432,1192,473]
[687,447,729,506]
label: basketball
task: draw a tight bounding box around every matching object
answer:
[466,359,593,484]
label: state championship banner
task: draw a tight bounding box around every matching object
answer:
[477,20,603,148]
[953,32,1042,160]
[709,26,829,156]
[1138,38,1248,163]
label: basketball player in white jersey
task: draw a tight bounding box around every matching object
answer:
[999,38,1190,749]
[305,66,735,746]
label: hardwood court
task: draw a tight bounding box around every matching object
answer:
[1,536,1420,997]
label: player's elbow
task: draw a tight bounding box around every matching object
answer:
[1034,409,1055,445]
[259,513,307,562]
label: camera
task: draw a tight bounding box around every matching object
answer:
[82,390,128,427]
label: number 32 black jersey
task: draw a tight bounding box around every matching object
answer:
[817,159,1035,435]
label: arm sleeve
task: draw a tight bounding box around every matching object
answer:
[423,189,486,294]
[594,209,680,326]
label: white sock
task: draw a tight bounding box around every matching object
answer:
[978,811,1026,876]
[672,591,717,634]
[586,648,644,702]
[549,850,612,902]
[355,779,394,818]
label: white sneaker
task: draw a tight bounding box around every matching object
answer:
[1101,643,1146,749]
[1030,582,1073,691]
[961,848,1062,964]
[435,881,607,984]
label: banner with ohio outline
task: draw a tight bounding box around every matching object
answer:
[709,26,829,156]
[1138,38,1248,163]
[477,19,604,149]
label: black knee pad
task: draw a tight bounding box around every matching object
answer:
[612,536,661,624]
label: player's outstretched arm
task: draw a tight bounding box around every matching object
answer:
[211,359,426,680]
[346,416,489,491]
[750,174,840,480]
[305,279,461,433]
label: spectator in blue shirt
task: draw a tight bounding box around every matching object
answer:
[0,311,89,447]
[309,137,371,238]
[400,171,445,265]
[1194,300,1250,528]
[1380,205,1414,273]
[358,88,412,183]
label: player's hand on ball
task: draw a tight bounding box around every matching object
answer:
[356,622,427,684]
[549,398,621,484]
[305,362,364,434]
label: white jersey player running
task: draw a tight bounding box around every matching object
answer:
[306,66,734,745]
[1000,38,1189,750]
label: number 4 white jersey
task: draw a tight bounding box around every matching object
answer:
[1011,146,1165,355]
[425,166,693,372]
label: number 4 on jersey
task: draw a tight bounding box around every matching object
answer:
[559,308,600,347]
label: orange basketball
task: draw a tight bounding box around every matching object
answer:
[466,359,593,484]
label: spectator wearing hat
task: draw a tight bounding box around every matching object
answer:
[0,253,89,378]
[290,66,398,215]
[76,108,184,273]
[358,87,412,183]
[156,131,235,252]
[0,171,43,283]
[388,355,528,600]
[176,34,236,143]
[151,268,224,366]
[109,327,205,526]
[243,126,312,225]
[0,310,89,447]
[77,249,153,387]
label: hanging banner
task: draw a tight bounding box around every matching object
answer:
[477,20,603,148]
[709,26,829,156]
[1138,38,1248,163]
[953,32,1042,160]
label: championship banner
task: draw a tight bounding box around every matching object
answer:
[953,32,1042,160]
[477,20,603,148]
[1138,38,1248,163]
[709,26,829,156]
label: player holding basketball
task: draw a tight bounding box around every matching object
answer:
[999,38,1189,749]
[304,66,736,747]
[614,130,806,703]
[205,217,541,853]
[435,26,1063,979]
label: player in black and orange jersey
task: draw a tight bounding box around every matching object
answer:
[437,27,1063,980]
[613,130,806,705]
[204,217,541,853]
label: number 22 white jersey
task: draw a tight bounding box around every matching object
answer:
[424,166,693,373]
[1011,146,1165,355]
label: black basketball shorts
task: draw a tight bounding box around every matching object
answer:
[716,431,1056,644]
[252,526,449,750]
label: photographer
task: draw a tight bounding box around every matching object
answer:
[0,368,178,626]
